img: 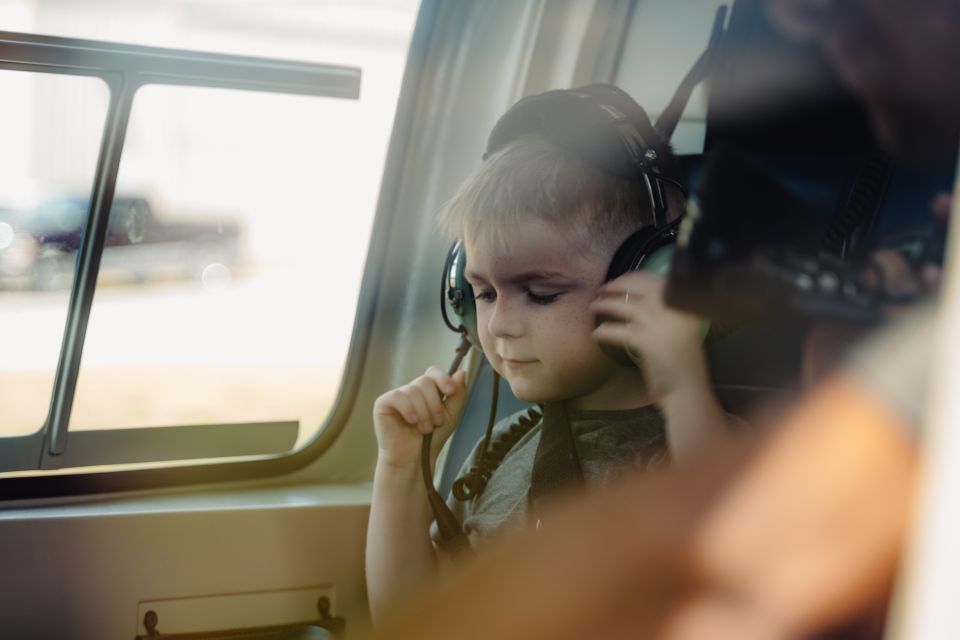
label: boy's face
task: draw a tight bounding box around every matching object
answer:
[464,218,645,410]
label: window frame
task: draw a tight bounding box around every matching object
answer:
[0,18,430,498]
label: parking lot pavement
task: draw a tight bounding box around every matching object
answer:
[0,272,353,440]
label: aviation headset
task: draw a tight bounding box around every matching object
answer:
[441,83,689,353]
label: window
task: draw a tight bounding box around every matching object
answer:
[614,0,729,154]
[0,0,421,477]
[74,85,365,446]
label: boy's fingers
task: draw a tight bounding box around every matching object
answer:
[402,385,435,433]
[591,297,658,333]
[446,371,470,415]
[424,365,459,397]
[379,391,419,426]
[411,376,448,426]
[590,296,635,321]
[592,322,636,348]
[444,378,470,416]
[396,368,470,434]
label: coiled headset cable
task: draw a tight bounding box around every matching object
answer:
[421,335,472,555]
[452,403,542,501]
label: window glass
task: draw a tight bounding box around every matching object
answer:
[0,69,109,437]
[614,0,728,154]
[69,81,381,448]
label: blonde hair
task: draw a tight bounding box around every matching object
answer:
[438,133,682,255]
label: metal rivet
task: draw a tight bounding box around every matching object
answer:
[144,610,159,636]
[317,596,331,619]
[644,148,658,162]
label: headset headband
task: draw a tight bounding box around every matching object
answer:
[483,83,677,226]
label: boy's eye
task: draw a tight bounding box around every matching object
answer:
[473,289,496,303]
[525,289,561,305]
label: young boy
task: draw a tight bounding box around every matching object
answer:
[366,85,729,622]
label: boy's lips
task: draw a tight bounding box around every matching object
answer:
[500,357,537,368]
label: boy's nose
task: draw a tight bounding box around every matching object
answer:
[487,298,523,339]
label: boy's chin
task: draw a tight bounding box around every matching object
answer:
[504,379,549,404]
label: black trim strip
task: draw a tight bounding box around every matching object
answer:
[0,432,44,473]
[0,30,360,98]
[43,76,134,460]
[44,421,298,469]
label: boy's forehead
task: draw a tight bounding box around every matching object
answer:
[464,218,608,277]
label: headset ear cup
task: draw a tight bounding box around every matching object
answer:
[446,241,482,349]
[642,244,674,276]
[606,218,688,283]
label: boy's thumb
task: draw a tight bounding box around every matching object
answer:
[446,371,470,414]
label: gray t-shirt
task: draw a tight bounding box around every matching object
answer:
[431,405,667,548]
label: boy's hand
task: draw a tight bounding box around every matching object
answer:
[591,272,707,403]
[373,367,469,469]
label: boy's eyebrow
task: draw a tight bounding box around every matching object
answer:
[464,269,573,284]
